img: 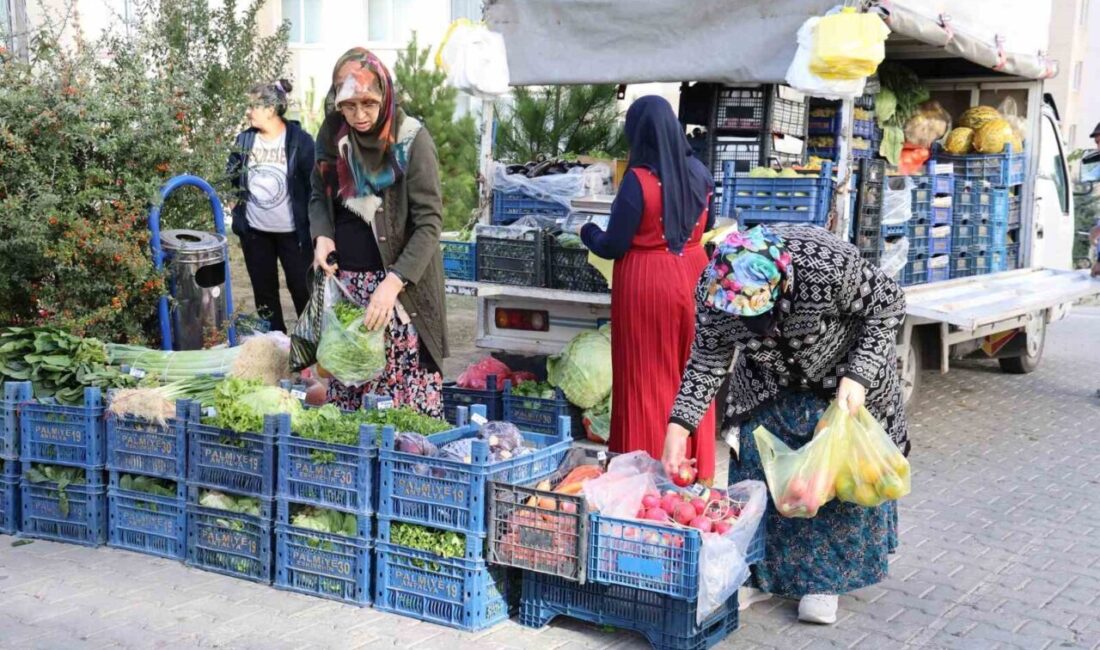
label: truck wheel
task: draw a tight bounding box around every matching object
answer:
[900,335,922,408]
[999,312,1046,375]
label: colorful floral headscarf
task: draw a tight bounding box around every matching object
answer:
[702,225,793,317]
[316,47,421,211]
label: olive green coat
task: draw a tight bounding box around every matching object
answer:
[308,128,449,368]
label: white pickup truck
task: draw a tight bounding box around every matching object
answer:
[462,0,1100,406]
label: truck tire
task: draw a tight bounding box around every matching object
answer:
[899,334,922,408]
[999,312,1046,375]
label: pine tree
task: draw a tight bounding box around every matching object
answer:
[395,34,480,232]
[494,85,628,163]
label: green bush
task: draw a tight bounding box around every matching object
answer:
[394,34,479,233]
[0,0,288,343]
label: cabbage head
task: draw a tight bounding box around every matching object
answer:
[547,325,612,409]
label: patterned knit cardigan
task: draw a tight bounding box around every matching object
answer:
[670,224,910,455]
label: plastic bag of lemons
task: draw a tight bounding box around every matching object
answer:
[815,402,911,508]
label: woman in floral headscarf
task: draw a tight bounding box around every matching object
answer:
[665,223,909,626]
[309,48,447,416]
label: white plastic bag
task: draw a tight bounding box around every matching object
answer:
[786,16,867,100]
[880,237,910,279]
[435,20,510,98]
[882,176,915,226]
[581,451,662,518]
[492,163,589,210]
[696,480,768,624]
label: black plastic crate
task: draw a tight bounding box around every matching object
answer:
[546,238,609,293]
[442,375,505,425]
[476,230,546,287]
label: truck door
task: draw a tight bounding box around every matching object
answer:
[1031,108,1074,270]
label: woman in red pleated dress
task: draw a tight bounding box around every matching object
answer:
[581,95,717,483]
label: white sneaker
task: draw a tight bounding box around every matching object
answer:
[738,587,773,611]
[798,594,838,624]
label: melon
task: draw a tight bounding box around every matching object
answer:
[972,118,1023,154]
[958,106,1002,131]
[944,127,974,154]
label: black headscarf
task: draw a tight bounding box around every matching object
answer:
[625,96,713,253]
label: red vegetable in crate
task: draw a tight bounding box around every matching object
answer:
[395,432,439,457]
[672,460,697,487]
[478,421,523,452]
[456,357,512,390]
[510,371,538,385]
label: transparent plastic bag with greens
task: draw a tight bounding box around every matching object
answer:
[315,278,386,387]
[752,415,847,519]
[547,324,612,409]
[826,403,911,508]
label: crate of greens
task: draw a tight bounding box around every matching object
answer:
[1,381,31,459]
[108,471,186,560]
[107,389,207,481]
[186,378,295,498]
[20,386,107,468]
[20,464,107,547]
[374,540,510,631]
[185,485,274,583]
[502,380,572,436]
[546,233,609,293]
[377,405,572,537]
[278,404,450,514]
[274,500,372,606]
[0,461,18,535]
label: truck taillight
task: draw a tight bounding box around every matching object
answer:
[495,308,549,332]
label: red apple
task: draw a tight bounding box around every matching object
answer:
[642,494,660,510]
[690,498,708,516]
[689,516,713,533]
[672,461,698,487]
[673,502,696,526]
[713,520,732,535]
[660,493,681,514]
[644,508,670,523]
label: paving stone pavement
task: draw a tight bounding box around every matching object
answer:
[2,308,1100,650]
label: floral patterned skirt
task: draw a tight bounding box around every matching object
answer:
[326,270,443,419]
[729,390,899,599]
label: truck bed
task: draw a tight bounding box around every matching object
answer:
[904,268,1100,330]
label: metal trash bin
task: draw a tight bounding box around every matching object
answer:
[160,229,228,350]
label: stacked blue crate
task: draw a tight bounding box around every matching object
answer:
[106,398,195,560]
[0,382,30,536]
[19,386,108,546]
[901,165,954,286]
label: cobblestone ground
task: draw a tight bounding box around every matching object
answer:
[1,308,1099,650]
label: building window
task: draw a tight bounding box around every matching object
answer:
[1073,61,1083,91]
[282,0,322,45]
[1069,124,1077,146]
[1081,0,1089,25]
[451,0,481,20]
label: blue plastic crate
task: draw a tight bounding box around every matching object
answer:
[722,162,834,225]
[378,406,572,537]
[587,511,765,601]
[107,472,185,560]
[929,226,953,256]
[442,375,504,425]
[0,476,18,535]
[373,541,509,631]
[20,473,107,547]
[520,571,741,650]
[1,457,17,479]
[503,384,572,436]
[106,401,196,480]
[20,386,105,468]
[274,500,372,606]
[492,190,569,226]
[951,218,992,252]
[936,145,1026,186]
[806,140,879,161]
[950,250,991,279]
[806,113,875,139]
[185,490,274,584]
[900,254,930,287]
[1,382,31,459]
[953,189,994,223]
[928,262,952,283]
[990,247,1008,273]
[186,407,284,498]
[441,240,477,281]
[278,425,377,514]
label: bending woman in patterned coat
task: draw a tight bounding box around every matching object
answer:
[663,223,909,626]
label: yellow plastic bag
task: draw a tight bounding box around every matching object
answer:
[822,403,911,508]
[810,8,890,80]
[753,420,847,519]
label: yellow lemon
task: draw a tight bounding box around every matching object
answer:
[835,474,855,501]
[877,476,905,500]
[858,463,883,486]
[853,483,880,508]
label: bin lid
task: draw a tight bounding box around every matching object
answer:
[161,229,227,255]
